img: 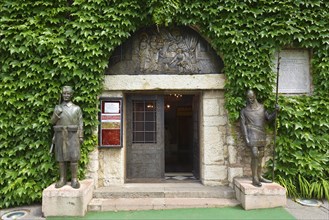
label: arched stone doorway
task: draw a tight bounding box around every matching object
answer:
[97,26,228,186]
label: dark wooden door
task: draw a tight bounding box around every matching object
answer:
[126,95,165,180]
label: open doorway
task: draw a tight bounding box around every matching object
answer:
[164,94,199,178]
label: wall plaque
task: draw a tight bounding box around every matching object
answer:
[99,98,123,147]
[273,49,311,94]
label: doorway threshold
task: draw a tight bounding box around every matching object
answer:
[165,172,198,182]
[125,173,199,183]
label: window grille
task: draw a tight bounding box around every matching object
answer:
[132,100,157,143]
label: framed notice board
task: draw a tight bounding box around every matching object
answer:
[99,98,123,148]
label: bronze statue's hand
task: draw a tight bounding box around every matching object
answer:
[275,104,280,112]
[246,139,251,147]
[55,106,63,116]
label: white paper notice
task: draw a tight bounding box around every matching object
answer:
[104,102,120,113]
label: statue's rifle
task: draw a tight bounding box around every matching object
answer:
[49,93,62,154]
[272,51,281,182]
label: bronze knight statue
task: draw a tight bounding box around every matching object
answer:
[240,89,279,187]
[51,86,83,189]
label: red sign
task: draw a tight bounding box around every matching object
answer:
[99,99,122,147]
[102,129,120,146]
[101,115,121,121]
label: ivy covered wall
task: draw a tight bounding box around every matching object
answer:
[0,0,328,207]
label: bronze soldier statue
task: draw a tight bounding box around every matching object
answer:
[51,86,83,189]
[240,89,279,187]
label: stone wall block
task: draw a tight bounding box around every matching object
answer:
[203,99,220,116]
[88,149,99,160]
[204,143,224,164]
[227,135,235,146]
[203,90,225,99]
[87,159,99,172]
[228,167,243,183]
[98,148,124,186]
[203,116,227,126]
[228,146,238,165]
[203,126,221,146]
[203,165,228,182]
[218,99,226,116]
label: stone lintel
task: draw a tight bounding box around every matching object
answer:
[42,179,94,217]
[104,74,225,91]
[234,178,287,210]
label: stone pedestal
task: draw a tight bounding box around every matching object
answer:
[42,179,94,217]
[234,178,286,210]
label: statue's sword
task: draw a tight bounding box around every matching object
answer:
[49,142,54,154]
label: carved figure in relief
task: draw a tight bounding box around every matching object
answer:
[240,89,279,187]
[149,35,161,72]
[51,86,83,189]
[137,28,201,73]
[139,33,151,72]
[169,48,189,72]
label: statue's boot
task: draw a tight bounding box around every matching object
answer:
[55,162,67,188]
[252,176,262,187]
[71,162,80,189]
[251,158,262,187]
[257,165,272,183]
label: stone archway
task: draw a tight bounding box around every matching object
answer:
[106,26,224,75]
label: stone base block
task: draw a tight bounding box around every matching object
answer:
[42,179,94,217]
[234,178,286,210]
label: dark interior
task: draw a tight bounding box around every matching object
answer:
[164,94,194,173]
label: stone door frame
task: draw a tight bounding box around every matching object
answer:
[93,26,235,187]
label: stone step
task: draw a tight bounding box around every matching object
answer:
[89,182,238,211]
[88,198,240,211]
[92,183,235,199]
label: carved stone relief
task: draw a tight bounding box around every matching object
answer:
[107,26,224,75]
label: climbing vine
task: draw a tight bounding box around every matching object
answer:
[0,0,328,207]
